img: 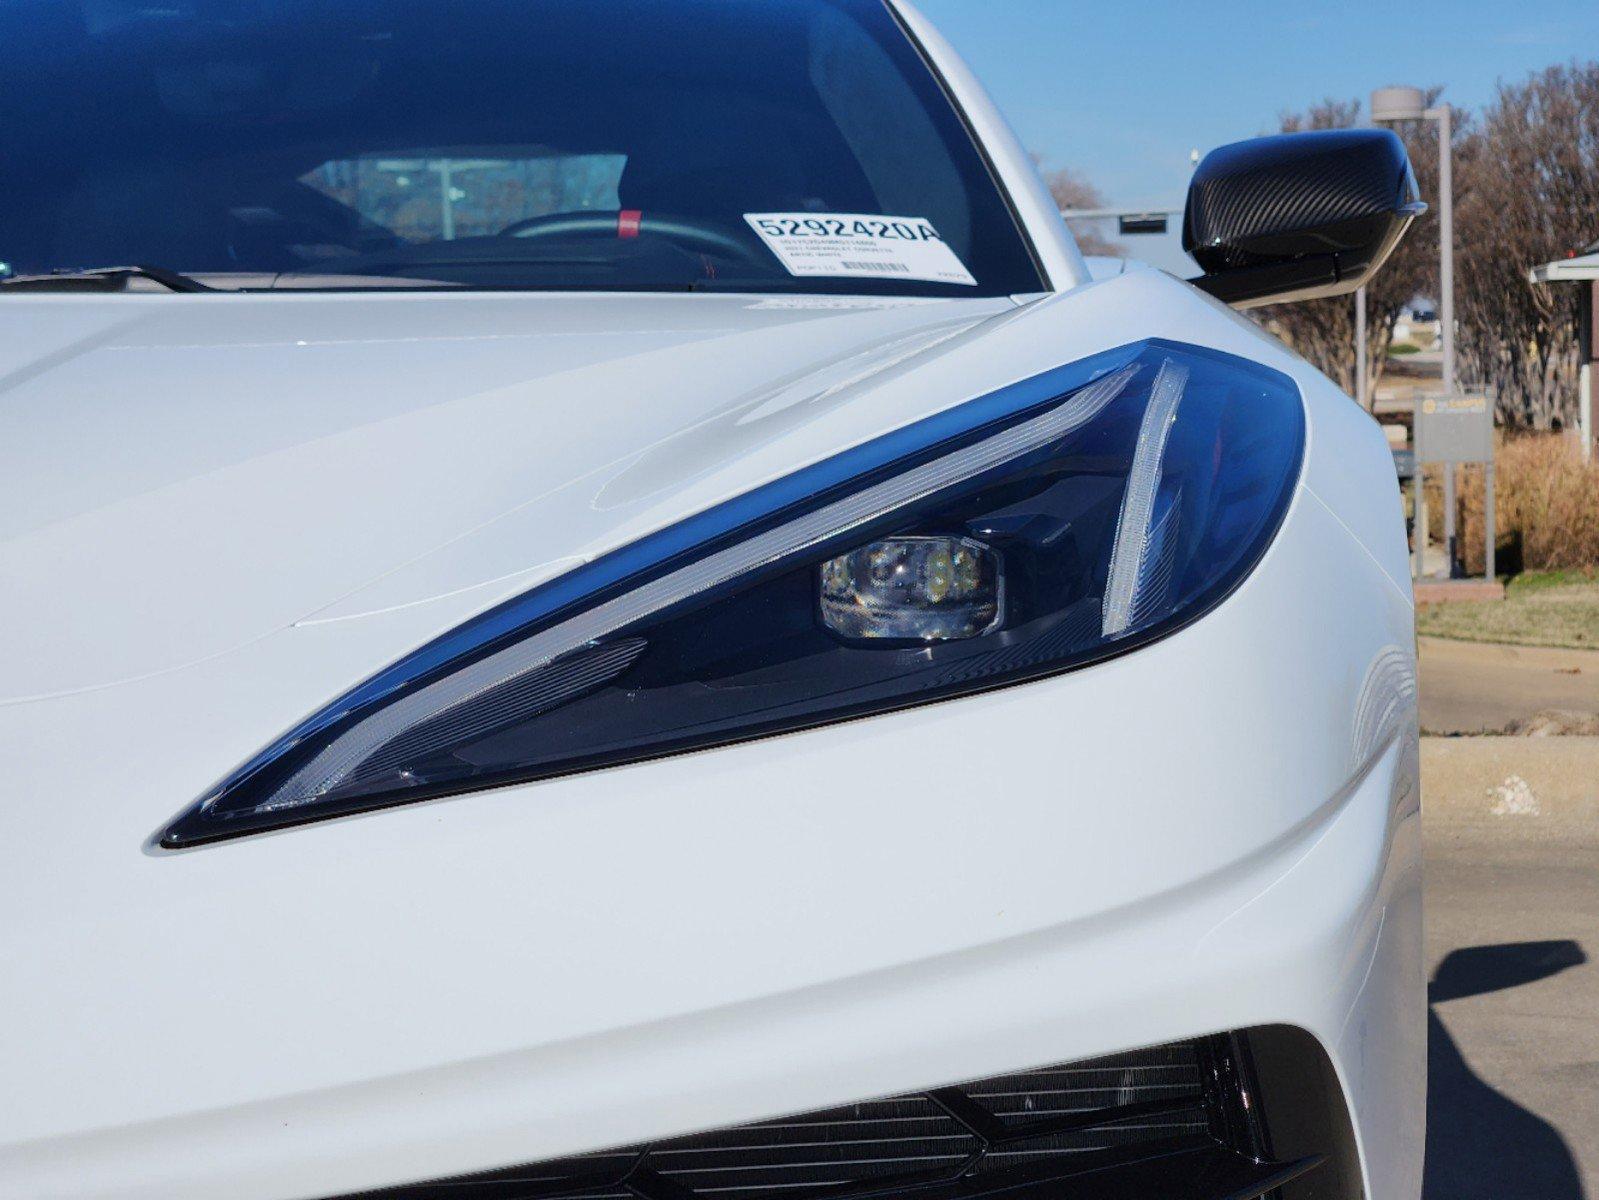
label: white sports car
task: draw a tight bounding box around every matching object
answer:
[0,2,1424,1199]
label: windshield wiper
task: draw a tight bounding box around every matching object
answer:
[0,265,212,293]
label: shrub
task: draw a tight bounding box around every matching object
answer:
[1449,433,1599,573]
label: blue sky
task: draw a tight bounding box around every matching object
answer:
[915,0,1599,272]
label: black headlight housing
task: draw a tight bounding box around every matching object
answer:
[161,339,1304,847]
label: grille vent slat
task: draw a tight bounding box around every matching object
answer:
[323,1037,1326,1200]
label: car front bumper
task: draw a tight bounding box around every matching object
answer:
[0,482,1421,1200]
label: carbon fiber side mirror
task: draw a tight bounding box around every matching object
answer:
[1184,128,1425,308]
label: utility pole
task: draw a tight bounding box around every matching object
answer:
[1436,103,1457,576]
[1355,286,1368,410]
[1373,87,1460,578]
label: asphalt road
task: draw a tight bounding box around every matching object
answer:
[1420,637,1599,735]
[1422,737,1599,1199]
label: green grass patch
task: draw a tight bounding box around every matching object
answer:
[1506,567,1599,595]
[1418,571,1599,650]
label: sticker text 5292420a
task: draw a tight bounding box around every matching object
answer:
[744,213,978,286]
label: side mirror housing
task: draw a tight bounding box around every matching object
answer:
[1184,129,1424,308]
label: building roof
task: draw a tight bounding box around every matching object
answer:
[1529,250,1599,284]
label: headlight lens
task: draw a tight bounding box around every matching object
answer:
[161,339,1303,847]
[820,535,1002,641]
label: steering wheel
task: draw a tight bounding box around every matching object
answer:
[497,210,769,268]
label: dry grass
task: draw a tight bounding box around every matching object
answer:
[1429,433,1599,574]
[1417,570,1599,650]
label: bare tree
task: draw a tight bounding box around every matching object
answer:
[1251,97,1441,407]
[1455,64,1599,429]
[1036,160,1126,257]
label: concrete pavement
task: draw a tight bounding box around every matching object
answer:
[1422,736,1599,1199]
[1420,637,1599,735]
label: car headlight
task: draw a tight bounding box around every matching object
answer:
[160,339,1304,847]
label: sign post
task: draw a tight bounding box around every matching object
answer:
[1414,391,1496,581]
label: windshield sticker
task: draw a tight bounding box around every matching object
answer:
[744,214,978,287]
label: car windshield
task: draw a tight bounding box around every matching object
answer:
[1,0,1045,296]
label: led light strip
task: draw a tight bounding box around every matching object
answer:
[1102,357,1188,638]
[255,364,1143,816]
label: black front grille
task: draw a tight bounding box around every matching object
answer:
[329,1035,1325,1200]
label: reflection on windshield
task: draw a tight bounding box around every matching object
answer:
[301,152,628,246]
[1,0,1042,296]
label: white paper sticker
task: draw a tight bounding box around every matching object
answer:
[744,213,978,286]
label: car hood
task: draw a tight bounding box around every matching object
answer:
[0,291,1019,701]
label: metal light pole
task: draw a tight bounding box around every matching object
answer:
[1355,285,1368,409]
[434,158,457,242]
[1372,87,1460,576]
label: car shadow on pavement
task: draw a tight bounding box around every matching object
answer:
[1425,940,1588,1199]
